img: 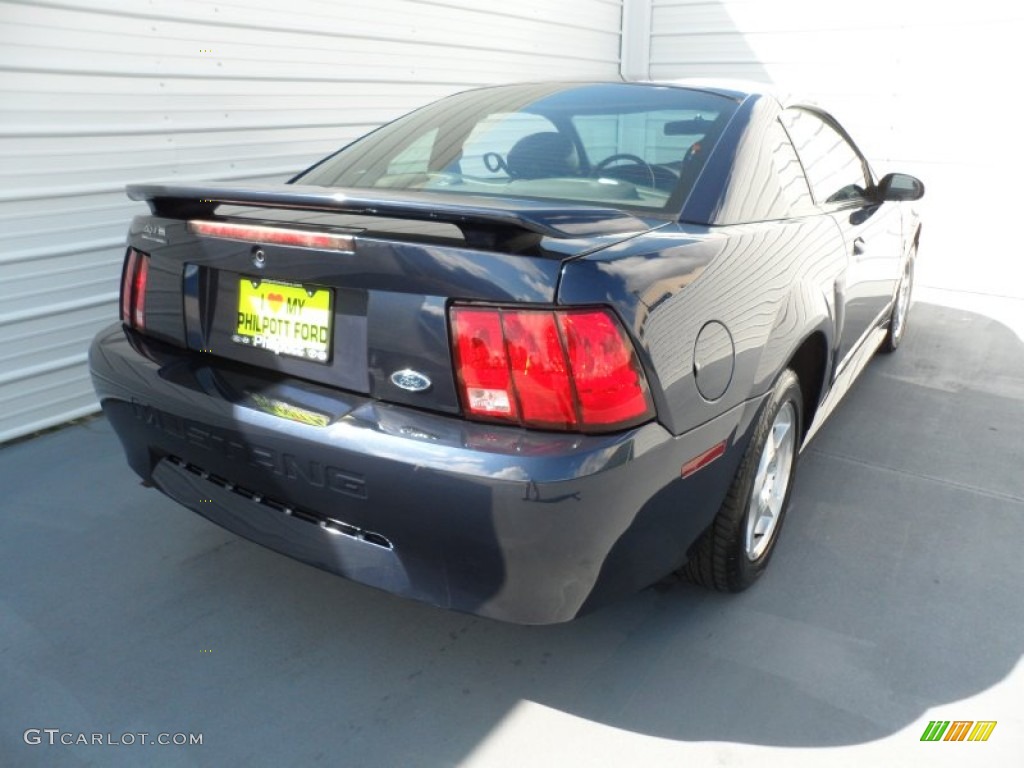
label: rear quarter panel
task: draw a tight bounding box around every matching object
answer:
[557,217,846,436]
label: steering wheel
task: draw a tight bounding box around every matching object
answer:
[483,151,509,174]
[592,153,658,189]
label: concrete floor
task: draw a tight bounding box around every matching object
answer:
[2,288,1022,767]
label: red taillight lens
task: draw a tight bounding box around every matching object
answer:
[120,248,149,331]
[503,311,576,429]
[450,306,654,433]
[120,249,138,324]
[132,254,148,329]
[558,311,652,427]
[451,309,517,421]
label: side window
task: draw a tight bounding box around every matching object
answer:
[781,109,869,204]
[459,113,558,177]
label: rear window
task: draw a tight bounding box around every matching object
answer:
[295,83,739,213]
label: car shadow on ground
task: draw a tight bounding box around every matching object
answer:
[1,301,1021,766]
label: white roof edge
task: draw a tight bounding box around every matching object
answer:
[638,77,820,110]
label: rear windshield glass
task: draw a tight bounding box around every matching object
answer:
[294,83,739,213]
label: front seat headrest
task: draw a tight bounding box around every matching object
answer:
[506,132,579,180]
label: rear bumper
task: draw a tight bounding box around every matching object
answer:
[90,323,763,623]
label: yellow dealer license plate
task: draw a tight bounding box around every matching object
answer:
[233,277,332,363]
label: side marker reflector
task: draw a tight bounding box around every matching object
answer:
[681,440,727,478]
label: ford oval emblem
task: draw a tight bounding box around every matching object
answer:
[390,369,432,393]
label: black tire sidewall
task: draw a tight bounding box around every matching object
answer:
[895,257,915,346]
[883,253,915,353]
[728,369,803,587]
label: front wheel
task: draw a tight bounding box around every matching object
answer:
[682,369,803,592]
[880,253,915,353]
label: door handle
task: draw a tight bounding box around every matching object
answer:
[853,237,867,256]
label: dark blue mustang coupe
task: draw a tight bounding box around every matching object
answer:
[90,81,923,623]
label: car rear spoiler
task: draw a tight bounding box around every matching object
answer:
[126,182,653,239]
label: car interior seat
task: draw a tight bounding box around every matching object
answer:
[505,132,580,180]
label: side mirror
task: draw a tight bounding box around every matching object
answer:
[875,172,925,202]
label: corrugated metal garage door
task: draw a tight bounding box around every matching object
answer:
[647,0,1024,297]
[0,0,623,443]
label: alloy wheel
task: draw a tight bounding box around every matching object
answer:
[744,401,797,561]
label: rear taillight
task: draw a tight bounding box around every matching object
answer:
[120,248,149,331]
[450,306,654,433]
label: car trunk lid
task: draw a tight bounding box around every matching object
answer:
[127,183,665,416]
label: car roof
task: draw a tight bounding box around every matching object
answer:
[461,79,813,108]
[645,78,825,111]
[647,77,776,100]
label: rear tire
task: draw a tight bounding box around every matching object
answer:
[880,253,915,354]
[682,369,803,592]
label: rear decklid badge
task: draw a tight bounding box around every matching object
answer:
[390,369,431,392]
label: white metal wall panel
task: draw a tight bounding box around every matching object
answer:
[649,1,1019,158]
[0,0,623,443]
[647,0,1024,296]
